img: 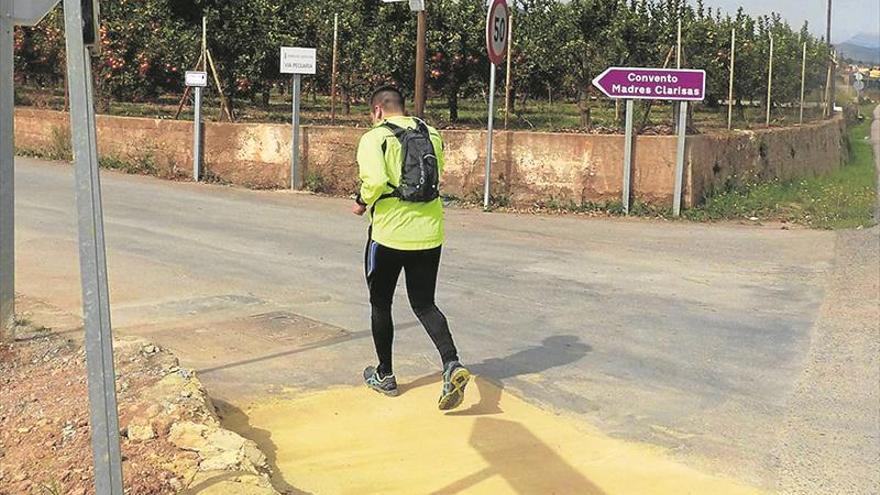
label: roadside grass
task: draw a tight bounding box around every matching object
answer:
[685,106,877,229]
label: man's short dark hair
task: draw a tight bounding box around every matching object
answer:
[370,86,405,113]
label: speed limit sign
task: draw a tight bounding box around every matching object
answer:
[486,0,509,65]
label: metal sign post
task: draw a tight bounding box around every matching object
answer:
[673,101,688,216]
[0,0,15,341]
[593,67,706,217]
[280,47,317,190]
[622,100,635,214]
[186,71,207,182]
[728,29,736,130]
[2,0,64,341]
[483,0,509,209]
[61,0,124,493]
[800,42,807,124]
[766,34,774,128]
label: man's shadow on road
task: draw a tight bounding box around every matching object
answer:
[401,335,593,417]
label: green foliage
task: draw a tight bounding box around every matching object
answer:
[12,0,831,126]
[99,153,158,176]
[305,171,327,193]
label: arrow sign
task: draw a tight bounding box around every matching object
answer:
[12,0,60,26]
[593,67,706,101]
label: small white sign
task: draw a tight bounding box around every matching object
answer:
[281,47,317,75]
[185,71,208,88]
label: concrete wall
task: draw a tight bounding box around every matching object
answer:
[14,108,847,207]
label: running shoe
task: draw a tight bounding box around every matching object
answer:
[363,366,399,397]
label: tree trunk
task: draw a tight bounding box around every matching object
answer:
[447,89,459,122]
[261,86,271,109]
[343,76,351,115]
[577,87,591,130]
[92,68,110,114]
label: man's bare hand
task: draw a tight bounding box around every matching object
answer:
[352,203,367,216]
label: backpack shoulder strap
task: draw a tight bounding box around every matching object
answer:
[413,118,430,135]
[381,121,408,140]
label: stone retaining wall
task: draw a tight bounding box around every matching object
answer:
[14,108,847,207]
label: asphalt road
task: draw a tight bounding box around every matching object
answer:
[13,141,878,492]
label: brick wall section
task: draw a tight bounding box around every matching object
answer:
[14,108,846,207]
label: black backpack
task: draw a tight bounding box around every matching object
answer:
[381,120,440,203]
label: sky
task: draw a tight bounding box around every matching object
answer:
[702,0,880,44]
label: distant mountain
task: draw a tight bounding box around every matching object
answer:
[838,33,879,64]
[844,32,880,49]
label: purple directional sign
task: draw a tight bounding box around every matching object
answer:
[592,67,706,101]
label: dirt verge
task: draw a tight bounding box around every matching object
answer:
[0,320,281,495]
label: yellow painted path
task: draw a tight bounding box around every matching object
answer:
[228,376,763,495]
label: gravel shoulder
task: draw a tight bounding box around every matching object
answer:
[771,106,880,494]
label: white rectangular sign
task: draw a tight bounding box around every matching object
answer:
[185,71,208,88]
[280,47,317,75]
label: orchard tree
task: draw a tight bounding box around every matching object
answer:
[96,0,199,102]
[426,0,486,121]
[197,0,284,109]
[13,7,65,87]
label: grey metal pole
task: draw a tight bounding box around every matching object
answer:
[193,86,203,181]
[61,0,124,493]
[0,0,14,341]
[727,28,736,130]
[504,10,513,130]
[673,101,688,217]
[331,14,338,124]
[483,63,497,209]
[291,74,302,190]
[800,42,807,124]
[766,34,774,128]
[622,100,634,215]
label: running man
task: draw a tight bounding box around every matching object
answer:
[352,86,470,410]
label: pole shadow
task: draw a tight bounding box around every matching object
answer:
[198,320,422,375]
[431,416,606,494]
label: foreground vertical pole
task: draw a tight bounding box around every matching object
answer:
[483,63,497,209]
[622,100,634,215]
[673,101,688,217]
[800,42,807,124]
[727,29,736,130]
[291,74,302,190]
[62,0,124,492]
[0,0,14,341]
[193,86,203,181]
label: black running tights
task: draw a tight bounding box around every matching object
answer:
[365,240,459,376]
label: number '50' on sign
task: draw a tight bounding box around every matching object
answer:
[486,0,509,65]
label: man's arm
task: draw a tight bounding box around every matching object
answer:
[356,130,390,208]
